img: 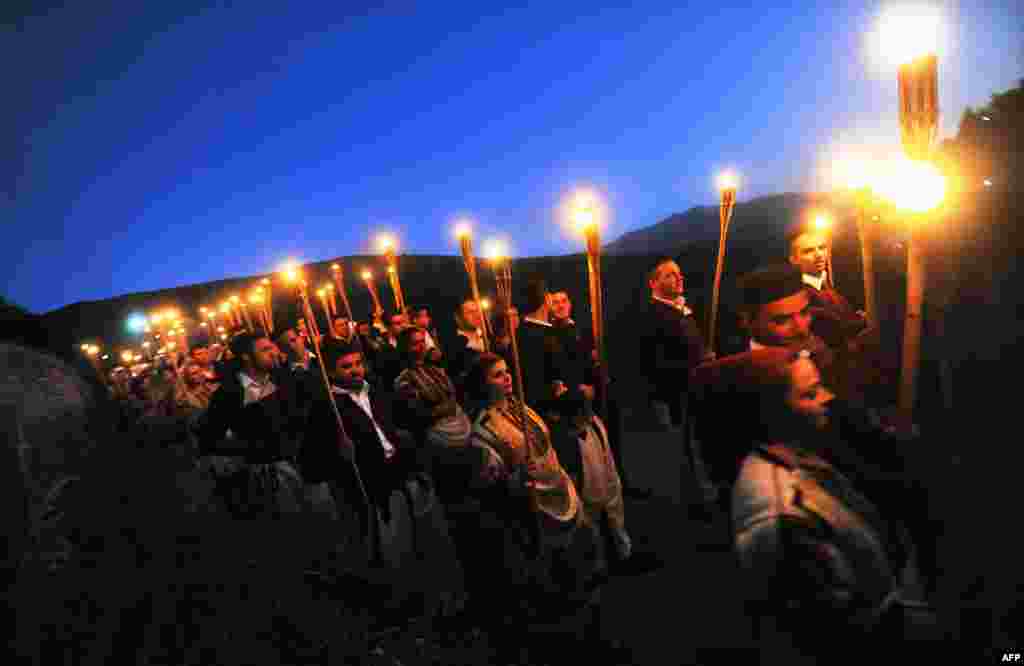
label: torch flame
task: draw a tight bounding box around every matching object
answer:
[484,240,507,261]
[717,171,739,191]
[877,7,940,67]
[813,213,834,231]
[874,157,946,214]
[454,222,472,239]
[378,235,396,252]
[282,261,300,283]
[361,270,373,281]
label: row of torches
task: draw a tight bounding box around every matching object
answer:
[85,13,944,435]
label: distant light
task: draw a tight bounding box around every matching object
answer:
[331,263,341,272]
[480,298,491,310]
[101,354,110,360]
[80,344,90,352]
[983,178,993,187]
[981,116,990,121]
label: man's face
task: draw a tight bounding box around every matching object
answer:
[190,347,211,367]
[388,314,408,337]
[785,358,834,429]
[413,309,431,330]
[247,337,279,373]
[282,329,306,358]
[649,261,684,299]
[790,232,829,277]
[744,290,813,347]
[333,318,351,339]
[507,307,520,332]
[185,364,205,386]
[408,330,428,361]
[550,292,572,322]
[334,352,366,384]
[461,301,482,330]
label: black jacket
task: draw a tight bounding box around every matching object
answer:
[642,299,706,401]
[196,363,306,464]
[300,382,421,514]
[517,319,585,416]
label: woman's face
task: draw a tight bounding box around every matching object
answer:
[785,358,834,429]
[486,359,514,398]
[185,364,204,386]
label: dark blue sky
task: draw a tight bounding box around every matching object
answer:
[6,1,1021,313]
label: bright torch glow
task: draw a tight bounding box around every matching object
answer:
[717,171,739,192]
[121,351,133,363]
[316,288,326,298]
[484,240,507,261]
[813,213,834,231]
[80,343,90,352]
[249,294,263,304]
[331,263,341,273]
[378,235,396,252]
[876,6,941,67]
[454,221,472,239]
[220,302,231,313]
[480,298,491,311]
[282,261,300,283]
[874,158,946,213]
[361,270,373,281]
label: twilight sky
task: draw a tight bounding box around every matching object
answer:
[5,1,1021,313]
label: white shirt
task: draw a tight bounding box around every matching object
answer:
[291,350,316,372]
[802,271,827,292]
[238,372,277,406]
[652,294,693,316]
[333,383,396,458]
[457,328,485,352]
[424,329,438,350]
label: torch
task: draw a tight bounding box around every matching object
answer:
[361,269,384,324]
[239,299,256,334]
[262,278,274,334]
[331,263,356,322]
[877,160,946,433]
[325,283,337,318]
[486,241,531,452]
[707,171,739,356]
[570,193,609,420]
[454,222,491,351]
[378,235,406,313]
[880,9,942,432]
[835,156,880,329]
[280,261,374,553]
[317,287,332,331]
[250,292,269,335]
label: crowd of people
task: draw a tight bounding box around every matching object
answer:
[20,217,949,662]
